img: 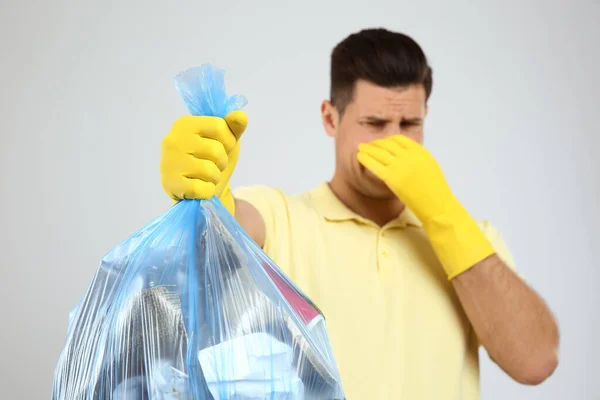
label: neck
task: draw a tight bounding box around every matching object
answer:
[328,175,405,227]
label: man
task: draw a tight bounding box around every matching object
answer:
[160,28,559,399]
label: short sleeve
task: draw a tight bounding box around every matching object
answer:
[477,220,518,273]
[232,185,293,273]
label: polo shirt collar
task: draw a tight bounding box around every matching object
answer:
[308,182,422,229]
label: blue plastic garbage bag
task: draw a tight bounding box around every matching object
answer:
[52,64,346,400]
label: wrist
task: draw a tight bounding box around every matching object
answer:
[422,204,495,279]
[406,192,460,226]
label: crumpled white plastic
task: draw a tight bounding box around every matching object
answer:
[113,333,304,399]
[151,362,191,399]
[199,332,305,399]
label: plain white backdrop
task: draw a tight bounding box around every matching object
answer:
[1,0,598,398]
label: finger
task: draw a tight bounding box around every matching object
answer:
[224,110,248,140]
[389,134,420,150]
[357,152,387,179]
[366,137,405,157]
[182,158,222,184]
[188,137,228,171]
[163,147,222,184]
[358,143,395,165]
[174,116,237,153]
[164,130,229,171]
[182,178,217,200]
[161,172,216,201]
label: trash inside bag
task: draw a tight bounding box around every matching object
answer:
[52,64,346,400]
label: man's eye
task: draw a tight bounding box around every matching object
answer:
[401,121,420,128]
[368,121,386,128]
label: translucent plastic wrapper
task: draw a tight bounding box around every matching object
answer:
[52,65,346,399]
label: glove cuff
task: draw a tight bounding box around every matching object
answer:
[422,206,495,279]
[219,184,235,216]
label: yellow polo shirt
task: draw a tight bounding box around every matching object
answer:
[234,182,516,400]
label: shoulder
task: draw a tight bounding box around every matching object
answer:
[232,185,318,276]
[233,184,315,213]
[232,185,315,239]
[233,184,287,205]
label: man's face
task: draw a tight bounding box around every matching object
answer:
[323,80,427,199]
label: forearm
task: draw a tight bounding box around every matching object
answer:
[233,198,266,248]
[218,183,266,248]
[452,254,559,385]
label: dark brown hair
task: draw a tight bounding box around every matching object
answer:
[330,28,433,114]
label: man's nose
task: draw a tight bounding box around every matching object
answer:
[384,130,424,145]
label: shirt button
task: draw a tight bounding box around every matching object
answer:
[382,250,390,258]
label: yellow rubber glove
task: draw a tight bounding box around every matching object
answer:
[357,135,495,279]
[160,110,248,215]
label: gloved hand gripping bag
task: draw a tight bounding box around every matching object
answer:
[52,64,346,400]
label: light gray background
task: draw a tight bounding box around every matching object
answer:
[1,0,598,398]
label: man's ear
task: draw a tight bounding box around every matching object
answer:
[321,100,339,138]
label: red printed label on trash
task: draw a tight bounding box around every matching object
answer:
[263,263,321,326]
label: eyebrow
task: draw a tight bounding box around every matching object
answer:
[401,117,423,124]
[361,116,390,123]
[360,116,423,124]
